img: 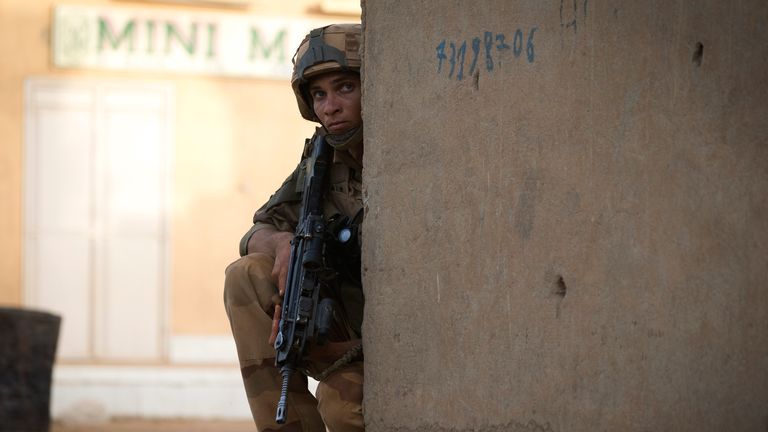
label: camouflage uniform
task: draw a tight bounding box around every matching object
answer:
[224,129,365,432]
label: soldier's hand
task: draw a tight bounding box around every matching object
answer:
[269,232,293,346]
[269,303,281,346]
[271,233,292,297]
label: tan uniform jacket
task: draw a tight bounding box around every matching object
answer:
[239,130,364,336]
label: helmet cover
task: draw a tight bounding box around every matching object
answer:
[291,23,361,121]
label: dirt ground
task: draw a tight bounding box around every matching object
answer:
[50,419,255,432]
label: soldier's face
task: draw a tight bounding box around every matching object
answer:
[308,71,362,135]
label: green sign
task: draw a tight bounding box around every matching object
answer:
[53,5,347,79]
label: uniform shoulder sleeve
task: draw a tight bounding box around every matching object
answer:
[240,131,323,256]
[261,161,305,213]
[249,133,320,232]
[256,133,319,214]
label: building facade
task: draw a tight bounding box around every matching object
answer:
[1,0,359,420]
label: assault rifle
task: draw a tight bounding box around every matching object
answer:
[274,134,335,424]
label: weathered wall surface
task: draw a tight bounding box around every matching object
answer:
[361,1,768,431]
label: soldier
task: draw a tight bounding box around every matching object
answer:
[224,23,365,432]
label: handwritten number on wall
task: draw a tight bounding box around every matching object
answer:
[496,33,510,67]
[436,40,447,73]
[457,41,467,80]
[513,30,523,58]
[470,37,481,75]
[484,31,494,72]
[436,28,538,81]
[526,28,537,63]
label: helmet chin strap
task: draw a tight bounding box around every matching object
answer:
[324,125,363,151]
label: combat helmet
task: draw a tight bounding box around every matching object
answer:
[291,23,362,122]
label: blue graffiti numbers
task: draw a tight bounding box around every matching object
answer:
[436,28,538,81]
[456,41,466,80]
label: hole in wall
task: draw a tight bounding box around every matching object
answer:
[555,275,567,297]
[473,70,480,90]
[692,42,704,67]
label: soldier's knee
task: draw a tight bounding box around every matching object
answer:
[225,253,274,279]
[224,253,277,311]
[316,398,363,432]
[316,363,364,432]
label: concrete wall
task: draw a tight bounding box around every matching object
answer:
[361,1,768,431]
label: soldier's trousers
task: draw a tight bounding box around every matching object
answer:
[224,253,364,432]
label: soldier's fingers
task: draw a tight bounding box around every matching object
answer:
[270,293,282,306]
[279,267,288,296]
[269,304,281,346]
[270,264,281,287]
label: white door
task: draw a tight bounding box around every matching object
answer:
[24,78,173,362]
